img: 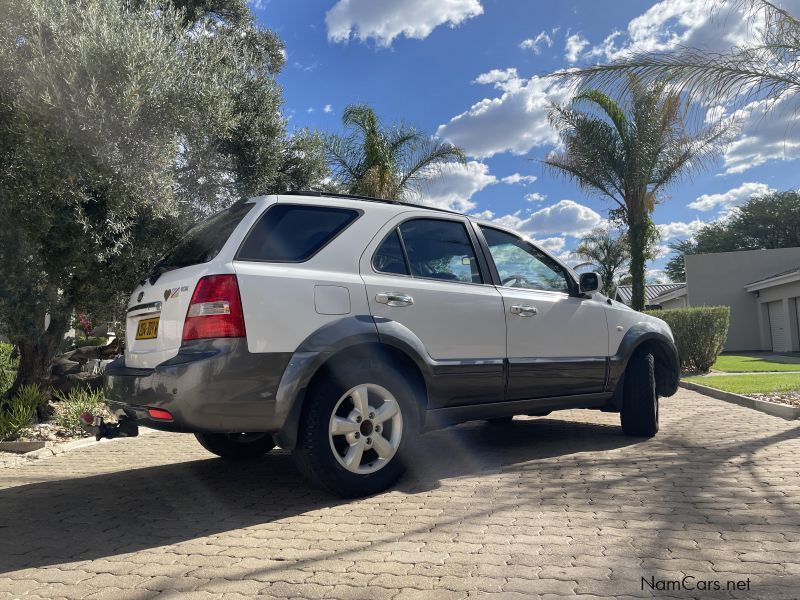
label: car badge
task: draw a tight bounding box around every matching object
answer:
[137,291,144,302]
[164,289,171,301]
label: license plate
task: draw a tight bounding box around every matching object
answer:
[135,317,159,340]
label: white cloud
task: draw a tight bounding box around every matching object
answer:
[436,75,573,158]
[323,104,333,114]
[719,98,800,174]
[657,219,706,240]
[688,181,773,212]
[487,200,603,237]
[326,0,483,47]
[532,236,566,253]
[471,209,494,220]
[520,31,553,54]
[472,68,524,93]
[500,173,537,185]
[415,161,496,212]
[525,192,547,202]
[587,0,756,61]
[306,107,314,114]
[525,199,603,236]
[564,33,589,63]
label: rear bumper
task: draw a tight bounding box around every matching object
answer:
[104,339,292,433]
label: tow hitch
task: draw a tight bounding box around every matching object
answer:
[80,412,139,441]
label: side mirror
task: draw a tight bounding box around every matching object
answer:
[579,272,601,294]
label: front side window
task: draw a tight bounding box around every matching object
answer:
[480,226,569,293]
[397,219,482,284]
[238,204,359,262]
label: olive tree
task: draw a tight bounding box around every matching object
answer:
[0,0,326,401]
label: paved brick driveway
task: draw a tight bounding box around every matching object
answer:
[1,388,799,600]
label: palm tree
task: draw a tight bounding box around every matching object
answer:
[545,78,729,310]
[324,104,466,200]
[552,1,797,112]
[572,227,630,297]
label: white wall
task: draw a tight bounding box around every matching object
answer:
[685,248,800,351]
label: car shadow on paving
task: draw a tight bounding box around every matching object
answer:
[0,419,637,572]
[1,399,799,597]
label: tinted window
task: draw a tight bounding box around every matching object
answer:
[238,204,359,262]
[398,219,481,284]
[480,227,569,293]
[373,230,409,275]
[159,202,253,269]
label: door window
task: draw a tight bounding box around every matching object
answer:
[398,219,482,284]
[480,227,569,293]
[372,229,410,275]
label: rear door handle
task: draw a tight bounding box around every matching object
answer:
[376,292,414,307]
[510,305,537,317]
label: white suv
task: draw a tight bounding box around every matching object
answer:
[104,192,679,497]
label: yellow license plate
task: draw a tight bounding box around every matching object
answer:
[135,317,159,340]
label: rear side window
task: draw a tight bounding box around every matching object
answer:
[237,204,359,262]
[398,219,482,284]
[159,202,253,269]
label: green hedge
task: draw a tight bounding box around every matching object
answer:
[645,306,730,373]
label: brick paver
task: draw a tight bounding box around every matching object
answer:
[1,388,798,599]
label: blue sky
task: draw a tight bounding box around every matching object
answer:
[251,0,800,280]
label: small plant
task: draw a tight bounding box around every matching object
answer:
[0,384,41,442]
[645,306,730,373]
[52,387,107,437]
[0,342,19,396]
[74,336,108,349]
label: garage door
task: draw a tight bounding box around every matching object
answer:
[768,301,787,352]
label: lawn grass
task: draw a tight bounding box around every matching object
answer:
[711,354,800,373]
[684,373,800,395]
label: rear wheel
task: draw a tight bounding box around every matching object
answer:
[195,432,275,460]
[292,362,417,497]
[620,350,659,437]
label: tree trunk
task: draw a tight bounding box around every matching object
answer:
[628,214,648,312]
[5,313,70,420]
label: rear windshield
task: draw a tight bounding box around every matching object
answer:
[237,204,360,262]
[159,202,253,269]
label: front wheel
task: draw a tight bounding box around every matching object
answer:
[620,350,659,437]
[195,432,275,460]
[292,362,417,497]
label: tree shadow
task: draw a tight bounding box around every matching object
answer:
[0,416,636,573]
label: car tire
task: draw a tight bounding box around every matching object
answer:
[292,361,418,498]
[620,350,659,437]
[195,432,275,460]
[486,416,514,424]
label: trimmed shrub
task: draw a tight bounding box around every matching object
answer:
[52,387,107,437]
[0,384,41,442]
[645,306,730,373]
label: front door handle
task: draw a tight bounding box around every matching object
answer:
[510,304,538,317]
[376,292,414,307]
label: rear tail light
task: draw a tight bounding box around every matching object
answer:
[182,274,246,341]
[148,408,173,421]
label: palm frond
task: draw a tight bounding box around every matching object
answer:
[551,0,800,109]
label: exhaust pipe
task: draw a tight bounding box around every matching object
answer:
[80,412,139,441]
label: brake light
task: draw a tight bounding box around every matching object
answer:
[182,274,246,341]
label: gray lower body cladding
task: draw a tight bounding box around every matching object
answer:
[104,338,292,433]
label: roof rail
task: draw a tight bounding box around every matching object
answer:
[281,190,462,215]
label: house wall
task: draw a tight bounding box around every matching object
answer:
[659,295,687,310]
[685,247,800,351]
